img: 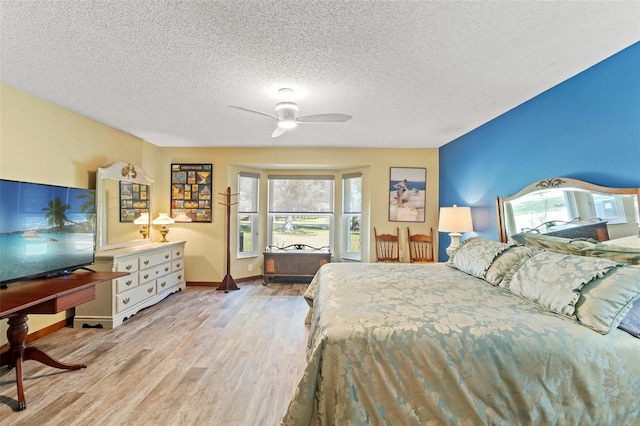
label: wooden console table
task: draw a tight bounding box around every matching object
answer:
[0,271,127,411]
[263,249,331,284]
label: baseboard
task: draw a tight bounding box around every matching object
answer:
[186,275,262,287]
[28,319,67,344]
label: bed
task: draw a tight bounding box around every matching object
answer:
[282,237,640,425]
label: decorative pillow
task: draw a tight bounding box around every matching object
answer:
[448,237,515,279]
[504,251,620,317]
[485,245,537,286]
[618,297,640,338]
[575,265,640,334]
[578,242,640,265]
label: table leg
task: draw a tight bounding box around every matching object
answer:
[1,314,86,411]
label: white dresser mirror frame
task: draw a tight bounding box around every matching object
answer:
[497,177,640,248]
[96,161,154,252]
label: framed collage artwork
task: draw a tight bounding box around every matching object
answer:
[119,181,150,222]
[170,163,213,223]
[388,167,426,222]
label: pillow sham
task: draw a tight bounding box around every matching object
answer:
[504,251,620,317]
[448,237,515,279]
[485,245,537,286]
[575,265,640,334]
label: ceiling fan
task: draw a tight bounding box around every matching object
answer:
[230,88,352,137]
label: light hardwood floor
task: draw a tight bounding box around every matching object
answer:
[0,282,310,425]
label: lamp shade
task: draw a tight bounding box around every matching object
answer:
[438,205,473,233]
[152,213,175,226]
[133,212,150,225]
[172,212,192,222]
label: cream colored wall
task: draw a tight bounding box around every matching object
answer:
[1,84,439,344]
[157,147,439,282]
[0,84,160,343]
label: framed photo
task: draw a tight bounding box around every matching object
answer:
[120,181,150,222]
[170,163,212,222]
[388,167,426,222]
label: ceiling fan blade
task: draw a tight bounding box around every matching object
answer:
[229,105,277,120]
[271,126,287,138]
[296,113,352,123]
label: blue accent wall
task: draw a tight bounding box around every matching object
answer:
[438,42,640,260]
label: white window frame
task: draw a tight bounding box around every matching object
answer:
[342,172,362,261]
[237,171,260,258]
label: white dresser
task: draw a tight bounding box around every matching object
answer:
[74,241,186,329]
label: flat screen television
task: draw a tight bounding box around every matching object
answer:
[0,179,96,286]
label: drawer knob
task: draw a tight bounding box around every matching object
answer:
[178,274,183,280]
[160,281,166,287]
[123,297,130,305]
[144,260,150,265]
[147,287,154,293]
[176,263,181,268]
[144,273,150,279]
[177,251,181,256]
[165,254,170,259]
[164,267,169,272]
[126,265,133,270]
[126,280,133,286]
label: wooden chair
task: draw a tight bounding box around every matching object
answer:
[407,227,435,263]
[374,227,400,262]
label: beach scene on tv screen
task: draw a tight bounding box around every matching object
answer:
[0,180,96,283]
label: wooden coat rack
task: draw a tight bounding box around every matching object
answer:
[217,187,239,292]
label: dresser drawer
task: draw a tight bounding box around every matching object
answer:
[116,283,156,313]
[171,258,184,272]
[139,263,168,284]
[116,274,139,294]
[156,276,171,292]
[157,270,185,293]
[115,258,138,273]
[172,246,184,259]
[139,251,171,269]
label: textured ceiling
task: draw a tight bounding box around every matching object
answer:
[1,1,638,148]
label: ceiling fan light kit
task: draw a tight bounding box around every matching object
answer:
[278,120,298,129]
[276,102,299,128]
[230,88,352,138]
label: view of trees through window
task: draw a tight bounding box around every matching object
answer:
[270,215,331,249]
[268,176,333,249]
[238,172,259,255]
[510,190,569,232]
[343,173,362,259]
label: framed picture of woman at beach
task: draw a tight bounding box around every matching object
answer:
[389,167,426,222]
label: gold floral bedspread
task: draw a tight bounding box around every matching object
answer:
[282,262,640,425]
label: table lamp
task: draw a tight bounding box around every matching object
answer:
[133,212,150,239]
[438,205,473,256]
[152,213,175,242]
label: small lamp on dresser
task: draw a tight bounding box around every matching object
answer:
[152,213,175,242]
[438,205,473,257]
[133,212,150,239]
